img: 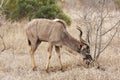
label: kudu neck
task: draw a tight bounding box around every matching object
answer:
[62,31,81,52]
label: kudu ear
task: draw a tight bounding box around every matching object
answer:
[76,26,83,39]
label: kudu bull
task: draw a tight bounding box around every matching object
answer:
[25,19,93,71]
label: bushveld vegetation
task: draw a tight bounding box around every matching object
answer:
[114,0,120,9]
[0,0,71,25]
[0,0,120,80]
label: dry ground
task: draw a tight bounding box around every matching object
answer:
[0,18,120,80]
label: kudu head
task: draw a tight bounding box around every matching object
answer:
[77,26,93,66]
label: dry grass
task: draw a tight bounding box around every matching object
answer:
[0,16,120,80]
[0,1,120,79]
[0,49,120,80]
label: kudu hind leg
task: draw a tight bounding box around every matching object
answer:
[55,46,63,71]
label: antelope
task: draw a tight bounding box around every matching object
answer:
[25,18,93,71]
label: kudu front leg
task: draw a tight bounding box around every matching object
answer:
[46,44,53,72]
[30,47,37,71]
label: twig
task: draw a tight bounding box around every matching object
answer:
[98,28,118,57]
[101,19,120,36]
[94,25,99,59]
[0,34,10,53]
[97,10,104,60]
[0,34,6,52]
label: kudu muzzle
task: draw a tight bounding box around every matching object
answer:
[83,54,93,66]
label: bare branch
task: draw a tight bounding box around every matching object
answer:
[93,0,106,60]
[96,28,118,59]
[97,9,104,57]
[94,26,99,59]
[0,34,10,53]
[101,19,120,36]
[0,34,6,52]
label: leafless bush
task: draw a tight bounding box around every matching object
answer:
[0,26,10,53]
[79,0,120,62]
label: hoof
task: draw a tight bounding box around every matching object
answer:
[46,68,50,73]
[46,70,50,73]
[60,68,65,72]
[32,67,37,71]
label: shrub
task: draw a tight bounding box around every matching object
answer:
[114,0,120,9]
[57,13,72,26]
[2,0,71,25]
[33,4,62,19]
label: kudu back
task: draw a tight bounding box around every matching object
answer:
[25,19,92,71]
